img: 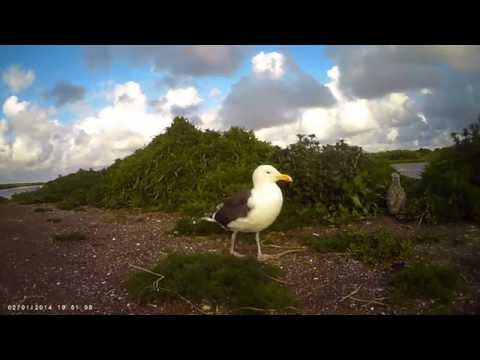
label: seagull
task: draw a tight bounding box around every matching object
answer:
[386,172,406,215]
[204,165,293,261]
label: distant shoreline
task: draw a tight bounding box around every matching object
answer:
[0,182,45,190]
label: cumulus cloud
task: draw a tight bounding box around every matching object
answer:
[45,81,86,106]
[325,45,480,100]
[0,82,182,183]
[217,51,336,130]
[253,46,480,151]
[251,64,449,151]
[83,45,251,76]
[2,65,35,93]
[251,51,286,79]
[324,46,480,131]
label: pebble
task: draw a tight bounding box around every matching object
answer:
[56,282,61,286]
[136,243,140,246]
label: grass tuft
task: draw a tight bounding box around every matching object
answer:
[388,262,464,305]
[53,231,87,242]
[304,229,413,266]
[126,253,297,314]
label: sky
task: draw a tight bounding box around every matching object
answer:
[1,45,479,183]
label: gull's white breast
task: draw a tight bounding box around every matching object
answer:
[229,183,284,233]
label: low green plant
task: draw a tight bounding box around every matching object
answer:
[53,231,87,242]
[388,262,464,305]
[348,230,414,266]
[303,231,356,253]
[126,253,297,314]
[304,229,413,266]
[46,218,62,223]
[34,207,52,213]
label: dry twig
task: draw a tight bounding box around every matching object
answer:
[339,285,363,303]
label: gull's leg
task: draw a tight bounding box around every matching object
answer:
[256,231,306,262]
[229,231,245,257]
[256,232,274,262]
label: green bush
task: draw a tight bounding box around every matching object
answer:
[12,168,107,208]
[369,148,434,164]
[275,136,392,225]
[397,117,480,224]
[126,253,297,314]
[388,262,464,305]
[12,117,394,229]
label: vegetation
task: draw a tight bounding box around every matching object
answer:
[0,196,8,204]
[304,229,413,266]
[11,114,480,227]
[34,207,52,213]
[369,148,435,164]
[273,136,393,227]
[13,168,107,210]
[52,231,87,242]
[399,117,480,223]
[126,253,296,314]
[12,117,393,230]
[388,262,464,305]
[46,217,62,223]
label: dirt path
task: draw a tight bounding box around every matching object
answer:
[1,203,479,315]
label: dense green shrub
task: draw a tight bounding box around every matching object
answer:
[274,136,392,225]
[12,168,107,208]
[103,118,277,214]
[12,117,393,229]
[400,117,480,223]
[369,148,435,164]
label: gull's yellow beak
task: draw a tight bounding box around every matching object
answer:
[276,173,293,183]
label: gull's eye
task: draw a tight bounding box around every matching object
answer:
[266,171,271,174]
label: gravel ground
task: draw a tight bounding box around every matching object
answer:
[1,203,479,315]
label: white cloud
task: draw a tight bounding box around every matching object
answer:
[252,51,286,80]
[0,82,177,182]
[209,88,222,98]
[417,112,428,124]
[3,96,29,117]
[164,86,202,108]
[2,65,35,93]
[387,128,399,142]
[250,65,444,151]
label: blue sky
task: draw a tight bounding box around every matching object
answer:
[0,45,334,123]
[1,45,477,182]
